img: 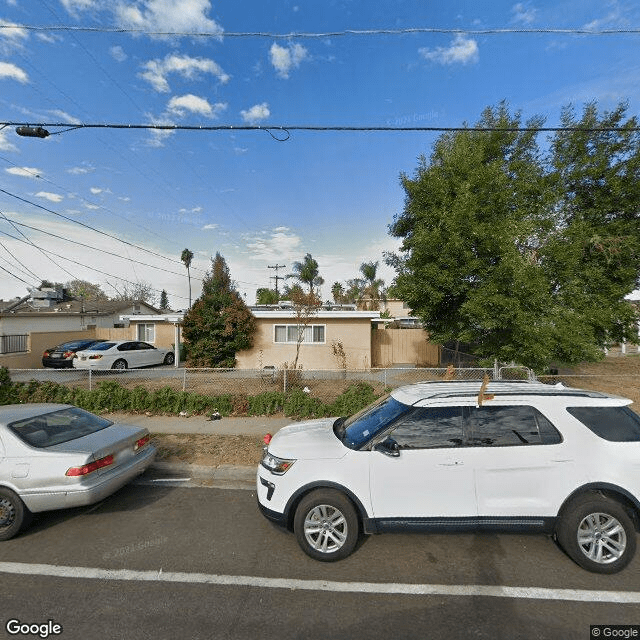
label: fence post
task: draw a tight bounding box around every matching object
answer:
[182,367,187,392]
[88,368,92,391]
[494,359,499,380]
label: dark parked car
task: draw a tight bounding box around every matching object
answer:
[42,339,106,368]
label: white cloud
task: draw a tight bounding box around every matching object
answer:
[419,35,479,65]
[140,53,229,93]
[0,61,28,83]
[269,42,308,78]
[67,166,94,175]
[202,224,218,230]
[35,191,64,203]
[90,187,103,194]
[48,109,82,124]
[246,227,301,261]
[115,0,223,36]
[0,130,17,152]
[0,20,28,50]
[5,167,41,178]
[240,102,270,124]
[167,94,227,118]
[511,3,536,24]
[109,45,128,62]
[60,0,96,12]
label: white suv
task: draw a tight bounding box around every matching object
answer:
[257,380,640,573]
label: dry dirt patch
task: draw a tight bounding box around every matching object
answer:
[151,433,264,467]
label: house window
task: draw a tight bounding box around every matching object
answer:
[137,323,155,343]
[274,324,325,344]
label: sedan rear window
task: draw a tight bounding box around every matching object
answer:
[9,407,113,448]
[88,342,116,351]
[567,406,640,442]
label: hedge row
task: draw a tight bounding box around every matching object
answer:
[0,368,379,419]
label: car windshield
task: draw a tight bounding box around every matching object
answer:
[9,407,113,448]
[340,394,410,449]
[88,342,116,351]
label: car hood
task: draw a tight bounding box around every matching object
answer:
[268,417,347,460]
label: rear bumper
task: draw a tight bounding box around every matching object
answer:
[20,445,156,513]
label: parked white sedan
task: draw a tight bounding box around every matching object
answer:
[73,340,175,370]
[0,403,155,540]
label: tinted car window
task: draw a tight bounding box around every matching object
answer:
[342,396,409,449]
[9,407,113,448]
[90,342,116,351]
[464,405,562,446]
[567,406,640,442]
[390,406,464,449]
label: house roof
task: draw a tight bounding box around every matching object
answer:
[0,298,161,316]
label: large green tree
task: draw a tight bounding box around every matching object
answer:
[181,253,256,368]
[387,102,640,370]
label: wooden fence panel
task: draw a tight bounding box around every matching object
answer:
[372,329,439,367]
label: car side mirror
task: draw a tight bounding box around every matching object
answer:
[374,437,400,458]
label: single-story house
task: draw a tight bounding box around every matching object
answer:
[0,288,161,368]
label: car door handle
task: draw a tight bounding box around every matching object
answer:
[438,461,463,466]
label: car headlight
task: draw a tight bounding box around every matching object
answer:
[261,450,296,475]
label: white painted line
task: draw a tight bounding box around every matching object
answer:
[0,561,638,603]
[140,478,192,483]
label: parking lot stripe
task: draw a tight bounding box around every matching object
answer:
[0,561,639,603]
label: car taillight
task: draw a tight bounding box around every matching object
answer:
[134,435,150,450]
[66,454,114,476]
[43,351,50,357]
[63,351,74,358]
[263,433,272,445]
[88,355,102,359]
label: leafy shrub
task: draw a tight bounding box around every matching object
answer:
[328,383,378,417]
[248,391,285,416]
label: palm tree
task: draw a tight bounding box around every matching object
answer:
[359,261,385,309]
[181,248,194,308]
[289,253,324,295]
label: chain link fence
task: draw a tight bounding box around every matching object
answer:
[7,364,638,407]
[6,364,533,402]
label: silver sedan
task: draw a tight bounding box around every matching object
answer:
[0,403,156,540]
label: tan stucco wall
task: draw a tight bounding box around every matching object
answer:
[95,323,178,348]
[0,329,97,369]
[235,317,373,370]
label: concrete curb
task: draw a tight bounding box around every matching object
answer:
[144,461,256,490]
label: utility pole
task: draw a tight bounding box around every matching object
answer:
[268,264,286,299]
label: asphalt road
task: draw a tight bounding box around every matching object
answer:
[1,482,639,640]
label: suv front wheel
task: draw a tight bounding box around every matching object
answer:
[556,493,637,574]
[294,489,359,561]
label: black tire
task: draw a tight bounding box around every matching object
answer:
[111,359,128,370]
[294,489,359,561]
[163,352,175,365]
[556,493,637,574]
[0,487,27,541]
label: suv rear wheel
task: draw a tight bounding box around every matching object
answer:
[294,489,359,561]
[556,493,636,574]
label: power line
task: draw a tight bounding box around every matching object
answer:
[0,186,204,268]
[0,214,204,282]
[0,228,190,301]
[6,121,640,134]
[3,24,640,37]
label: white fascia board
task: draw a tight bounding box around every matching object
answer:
[119,314,184,323]
[251,311,381,319]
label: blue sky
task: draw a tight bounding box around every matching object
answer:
[0,0,639,308]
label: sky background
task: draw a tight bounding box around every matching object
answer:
[0,0,639,309]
